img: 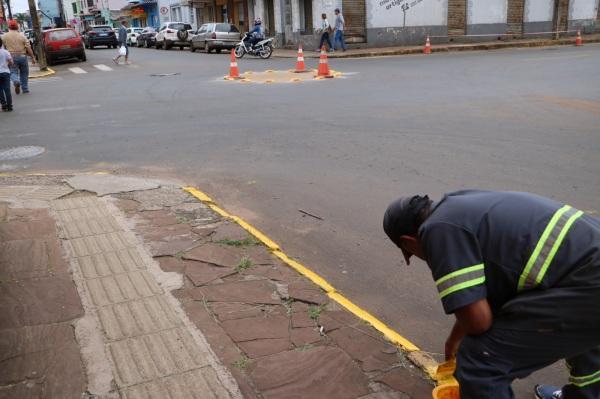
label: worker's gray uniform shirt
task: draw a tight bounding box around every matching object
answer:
[419,190,600,331]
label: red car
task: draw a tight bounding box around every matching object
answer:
[43,28,86,66]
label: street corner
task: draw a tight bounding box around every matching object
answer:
[28,65,56,79]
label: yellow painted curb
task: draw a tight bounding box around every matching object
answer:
[29,67,55,79]
[182,185,442,380]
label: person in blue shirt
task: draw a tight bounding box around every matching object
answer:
[113,21,129,65]
[246,18,264,50]
[383,190,600,399]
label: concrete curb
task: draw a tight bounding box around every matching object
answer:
[274,36,600,59]
[29,67,56,79]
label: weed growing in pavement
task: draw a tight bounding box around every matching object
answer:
[297,343,314,351]
[218,237,260,247]
[283,298,294,316]
[235,256,253,273]
[233,355,252,371]
[309,304,326,321]
[175,251,185,260]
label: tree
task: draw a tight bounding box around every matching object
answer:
[14,12,28,29]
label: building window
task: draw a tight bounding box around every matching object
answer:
[87,0,94,8]
[72,2,77,13]
[299,0,312,33]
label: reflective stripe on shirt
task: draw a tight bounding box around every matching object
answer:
[436,263,485,299]
[569,369,600,388]
[518,205,584,291]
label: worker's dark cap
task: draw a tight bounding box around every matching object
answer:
[383,195,430,248]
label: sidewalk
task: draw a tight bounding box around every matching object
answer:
[274,33,600,58]
[0,173,434,399]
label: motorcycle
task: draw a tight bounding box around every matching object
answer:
[234,33,274,59]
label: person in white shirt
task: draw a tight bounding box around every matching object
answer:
[316,13,334,52]
[0,36,14,112]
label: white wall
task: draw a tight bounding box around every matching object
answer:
[524,0,554,22]
[467,0,507,25]
[570,0,598,19]
[312,0,341,31]
[367,0,446,29]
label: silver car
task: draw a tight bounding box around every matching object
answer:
[190,23,240,53]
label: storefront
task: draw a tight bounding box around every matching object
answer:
[122,0,159,28]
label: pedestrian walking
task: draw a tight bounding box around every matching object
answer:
[333,8,347,52]
[316,13,333,52]
[113,21,129,65]
[0,37,14,112]
[3,19,36,95]
[383,190,600,399]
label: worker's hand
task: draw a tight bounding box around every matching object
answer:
[444,335,461,361]
[31,58,36,65]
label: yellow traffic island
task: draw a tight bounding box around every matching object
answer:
[222,69,344,84]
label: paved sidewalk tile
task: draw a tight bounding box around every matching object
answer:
[121,367,232,399]
[50,195,236,399]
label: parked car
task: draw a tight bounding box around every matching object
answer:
[43,28,86,65]
[136,27,156,48]
[126,27,144,45]
[154,22,194,50]
[83,25,118,49]
[190,23,240,53]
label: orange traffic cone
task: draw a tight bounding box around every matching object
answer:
[316,47,333,78]
[226,49,242,80]
[294,44,307,73]
[575,30,583,46]
[424,36,431,54]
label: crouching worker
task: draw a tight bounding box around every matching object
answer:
[383,190,600,399]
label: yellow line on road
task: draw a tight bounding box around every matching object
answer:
[182,186,442,376]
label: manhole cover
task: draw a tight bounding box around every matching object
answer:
[0,146,46,161]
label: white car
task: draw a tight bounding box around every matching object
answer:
[126,27,144,45]
[154,22,194,50]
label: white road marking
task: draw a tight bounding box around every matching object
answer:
[93,64,113,71]
[34,104,101,113]
[68,67,88,74]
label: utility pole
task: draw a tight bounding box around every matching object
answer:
[27,0,47,70]
[5,0,12,19]
[0,0,6,26]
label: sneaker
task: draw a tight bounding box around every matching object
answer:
[6,106,13,112]
[534,385,563,399]
[23,89,30,94]
[1,104,6,111]
[14,82,20,95]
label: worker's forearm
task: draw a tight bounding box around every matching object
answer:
[445,320,466,360]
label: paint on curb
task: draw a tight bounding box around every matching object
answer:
[30,67,56,79]
[182,185,443,380]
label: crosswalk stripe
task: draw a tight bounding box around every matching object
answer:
[93,64,113,72]
[69,67,87,74]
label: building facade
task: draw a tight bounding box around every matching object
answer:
[237,0,600,48]
[38,0,61,27]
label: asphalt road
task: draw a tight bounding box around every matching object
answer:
[3,43,600,397]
